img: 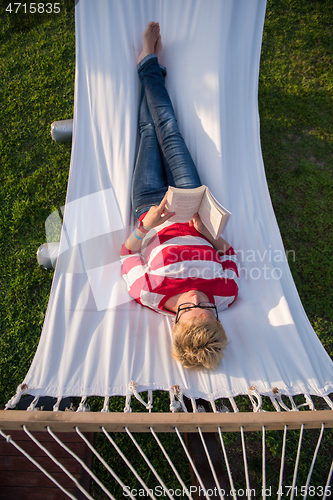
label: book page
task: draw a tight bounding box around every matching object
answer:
[166,186,205,223]
[199,194,222,238]
[199,190,231,239]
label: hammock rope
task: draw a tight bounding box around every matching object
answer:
[0,428,78,499]
[1,412,332,499]
[26,396,40,411]
[23,425,94,500]
[75,426,127,499]
[4,383,29,410]
[175,426,209,499]
[102,396,110,412]
[248,386,264,412]
[277,425,288,500]
[198,426,225,500]
[262,426,266,500]
[77,396,90,412]
[127,381,154,412]
[47,426,115,500]
[291,424,304,500]
[324,461,333,500]
[125,426,173,500]
[53,396,63,412]
[102,426,157,500]
[217,427,237,500]
[302,423,325,500]
[170,385,188,413]
[149,427,193,500]
[240,426,251,500]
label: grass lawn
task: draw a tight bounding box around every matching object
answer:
[0,0,332,497]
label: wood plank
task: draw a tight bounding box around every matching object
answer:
[0,486,78,500]
[1,409,333,433]
[0,430,94,500]
[0,454,85,473]
[3,429,91,443]
[1,439,91,458]
[0,470,82,488]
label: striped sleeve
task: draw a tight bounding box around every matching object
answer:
[120,243,149,303]
[214,245,239,309]
[218,246,239,277]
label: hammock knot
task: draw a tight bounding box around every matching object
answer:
[52,397,63,412]
[27,396,40,412]
[217,405,230,413]
[169,400,182,412]
[269,388,291,412]
[323,396,333,410]
[65,403,75,412]
[128,381,138,394]
[169,385,187,413]
[127,382,153,412]
[289,396,299,411]
[76,397,90,412]
[101,397,110,413]
[5,383,29,410]
[229,397,239,413]
[297,394,315,411]
[124,403,132,413]
[248,386,264,412]
[171,385,181,396]
[209,399,229,413]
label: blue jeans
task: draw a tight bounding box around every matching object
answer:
[132,54,202,222]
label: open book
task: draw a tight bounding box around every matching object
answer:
[165,185,231,240]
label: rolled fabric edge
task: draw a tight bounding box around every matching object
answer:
[50,119,73,143]
[37,242,60,270]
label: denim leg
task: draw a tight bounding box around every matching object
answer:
[138,55,202,189]
[131,86,168,223]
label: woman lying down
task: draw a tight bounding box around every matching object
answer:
[120,22,239,370]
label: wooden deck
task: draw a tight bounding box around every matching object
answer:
[0,429,94,500]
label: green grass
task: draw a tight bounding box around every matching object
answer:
[260,0,333,337]
[0,0,75,400]
[0,0,332,498]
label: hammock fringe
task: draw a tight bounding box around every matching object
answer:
[4,385,333,413]
[5,383,29,410]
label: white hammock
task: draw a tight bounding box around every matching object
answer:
[5,0,333,408]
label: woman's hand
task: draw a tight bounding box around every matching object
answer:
[190,213,231,252]
[189,213,208,236]
[142,192,175,229]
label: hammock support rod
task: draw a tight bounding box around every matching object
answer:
[1,409,333,433]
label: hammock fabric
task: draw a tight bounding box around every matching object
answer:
[13,0,333,405]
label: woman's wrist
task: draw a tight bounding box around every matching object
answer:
[133,228,145,240]
[124,226,146,251]
[137,219,150,233]
[198,225,214,242]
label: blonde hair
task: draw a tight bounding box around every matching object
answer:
[172,317,227,370]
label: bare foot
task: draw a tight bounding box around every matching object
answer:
[154,34,163,59]
[137,22,160,64]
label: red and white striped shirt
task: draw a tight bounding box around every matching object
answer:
[120,217,239,317]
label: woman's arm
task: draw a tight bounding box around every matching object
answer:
[189,214,231,254]
[124,192,175,252]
